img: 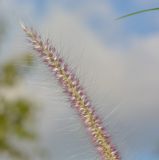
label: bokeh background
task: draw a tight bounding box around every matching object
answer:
[1,0,159,160]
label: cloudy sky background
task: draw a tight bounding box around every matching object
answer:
[1,0,159,160]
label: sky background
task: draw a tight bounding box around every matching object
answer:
[1,0,159,160]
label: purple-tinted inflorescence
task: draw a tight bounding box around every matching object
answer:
[21,23,120,160]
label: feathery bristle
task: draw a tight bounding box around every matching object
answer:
[21,24,120,160]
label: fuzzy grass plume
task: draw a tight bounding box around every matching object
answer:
[21,23,120,160]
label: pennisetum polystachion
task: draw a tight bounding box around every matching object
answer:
[21,23,120,160]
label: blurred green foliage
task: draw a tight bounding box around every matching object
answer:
[0,62,18,86]
[0,97,35,159]
[0,53,37,160]
[0,54,34,86]
[0,19,41,160]
[0,19,7,44]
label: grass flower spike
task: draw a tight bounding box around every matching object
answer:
[21,24,120,160]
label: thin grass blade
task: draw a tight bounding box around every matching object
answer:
[116,7,159,20]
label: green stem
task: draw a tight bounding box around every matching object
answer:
[116,7,159,20]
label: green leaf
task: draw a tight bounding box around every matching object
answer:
[116,7,159,20]
[1,62,18,86]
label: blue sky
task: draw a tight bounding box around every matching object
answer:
[29,0,159,36]
[14,0,159,52]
